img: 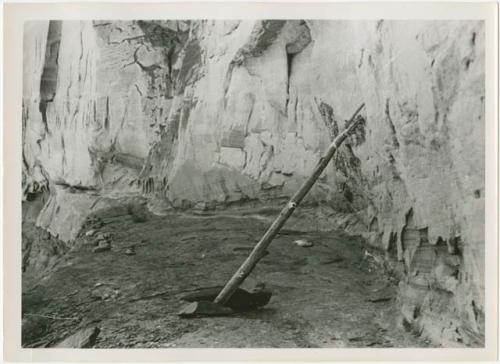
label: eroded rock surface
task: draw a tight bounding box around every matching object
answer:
[23,20,485,346]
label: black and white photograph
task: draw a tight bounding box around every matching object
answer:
[8,3,496,355]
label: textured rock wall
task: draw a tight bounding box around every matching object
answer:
[23,20,484,346]
[23,20,189,239]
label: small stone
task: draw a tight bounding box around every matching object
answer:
[95,232,109,241]
[67,289,79,296]
[85,229,96,237]
[366,286,394,303]
[293,239,314,247]
[83,238,98,247]
[40,230,51,240]
[55,327,100,348]
[91,285,119,300]
[125,248,135,256]
[93,241,111,253]
[194,201,209,211]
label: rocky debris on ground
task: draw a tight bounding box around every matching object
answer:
[86,232,112,253]
[91,283,120,301]
[293,239,314,248]
[21,211,436,348]
[83,238,98,247]
[366,285,394,303]
[55,327,100,348]
[124,247,136,255]
[22,316,51,344]
[95,232,110,241]
[82,226,115,252]
[92,240,111,253]
[65,289,79,298]
[85,217,104,230]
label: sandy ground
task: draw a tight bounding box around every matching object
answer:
[22,205,432,348]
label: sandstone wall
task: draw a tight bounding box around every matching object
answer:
[22,20,485,346]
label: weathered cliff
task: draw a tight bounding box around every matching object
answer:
[22,20,485,346]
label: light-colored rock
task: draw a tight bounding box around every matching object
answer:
[55,327,100,348]
[124,247,135,255]
[92,241,111,253]
[95,232,110,241]
[293,239,314,247]
[91,284,119,300]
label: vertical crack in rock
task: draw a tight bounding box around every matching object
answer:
[60,135,66,175]
[176,39,202,95]
[139,106,182,194]
[104,96,110,130]
[134,84,143,96]
[385,98,400,148]
[285,20,312,112]
[358,48,365,68]
[166,46,175,83]
[66,64,73,117]
[369,216,379,232]
[39,20,62,135]
[286,52,294,107]
[78,23,84,82]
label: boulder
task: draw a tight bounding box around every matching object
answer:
[92,241,111,253]
[55,327,100,348]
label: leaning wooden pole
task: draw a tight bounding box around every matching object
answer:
[214,103,366,305]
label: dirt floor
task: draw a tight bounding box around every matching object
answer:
[22,205,433,348]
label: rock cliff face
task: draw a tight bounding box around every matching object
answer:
[23,20,485,346]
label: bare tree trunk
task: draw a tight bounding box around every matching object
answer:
[214,103,366,305]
